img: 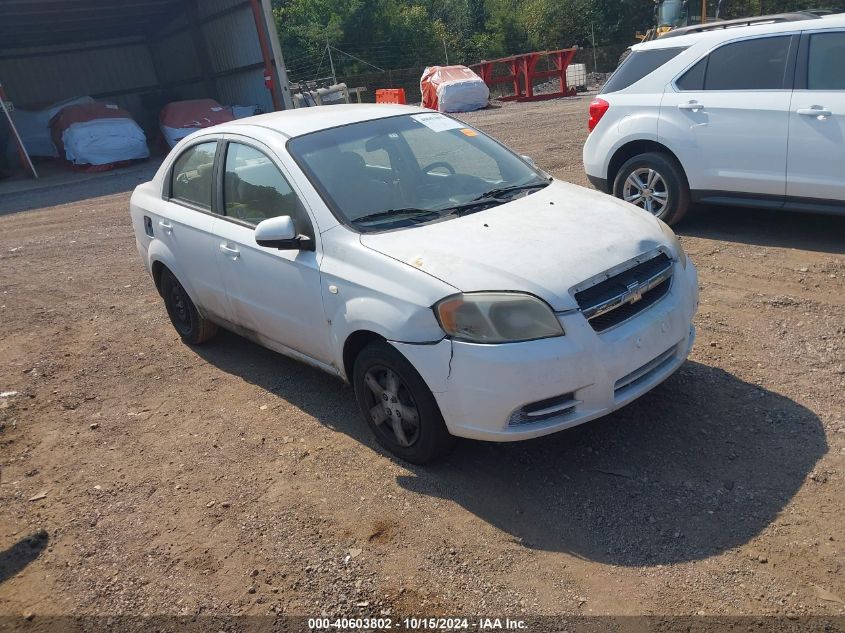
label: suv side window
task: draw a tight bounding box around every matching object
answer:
[223,142,310,233]
[703,36,792,90]
[171,141,217,209]
[807,32,845,90]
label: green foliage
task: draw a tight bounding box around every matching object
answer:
[272,0,837,79]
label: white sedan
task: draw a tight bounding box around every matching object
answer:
[130,104,698,463]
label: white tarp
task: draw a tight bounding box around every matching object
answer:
[9,96,94,158]
[437,78,489,113]
[61,119,149,166]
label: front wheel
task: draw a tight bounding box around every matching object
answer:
[352,342,455,464]
[613,152,690,225]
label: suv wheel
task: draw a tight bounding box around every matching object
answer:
[161,269,218,345]
[613,152,690,225]
[352,342,455,464]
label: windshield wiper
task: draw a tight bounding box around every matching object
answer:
[472,180,550,202]
[436,180,551,218]
[354,207,441,226]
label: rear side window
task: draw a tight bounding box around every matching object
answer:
[171,141,217,209]
[601,47,687,93]
[703,36,791,90]
[807,32,845,90]
[676,58,706,90]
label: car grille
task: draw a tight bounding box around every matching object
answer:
[573,252,673,332]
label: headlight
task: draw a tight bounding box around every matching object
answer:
[434,292,564,344]
[658,219,687,270]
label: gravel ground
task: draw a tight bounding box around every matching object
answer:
[0,98,843,627]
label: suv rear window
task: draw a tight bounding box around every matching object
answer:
[601,47,687,93]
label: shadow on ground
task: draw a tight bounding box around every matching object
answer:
[0,161,160,217]
[196,332,826,567]
[679,205,845,254]
[0,531,48,584]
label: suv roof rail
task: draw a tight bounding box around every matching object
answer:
[658,12,821,38]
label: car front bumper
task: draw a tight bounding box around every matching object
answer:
[393,260,698,441]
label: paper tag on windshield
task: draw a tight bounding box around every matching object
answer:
[411,112,464,132]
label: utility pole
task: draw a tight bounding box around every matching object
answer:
[443,36,449,65]
[327,36,337,85]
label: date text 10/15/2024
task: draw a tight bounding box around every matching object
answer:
[307,617,528,630]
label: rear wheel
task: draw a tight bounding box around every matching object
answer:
[613,152,690,225]
[161,269,218,345]
[352,342,454,464]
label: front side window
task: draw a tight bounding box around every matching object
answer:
[601,47,687,94]
[171,141,217,209]
[223,143,308,230]
[288,113,548,231]
[703,36,791,90]
[807,32,845,90]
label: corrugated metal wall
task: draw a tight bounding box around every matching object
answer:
[0,38,157,120]
[0,0,280,139]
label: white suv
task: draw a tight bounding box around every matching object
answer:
[583,13,845,224]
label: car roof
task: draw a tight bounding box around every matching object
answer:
[634,11,845,50]
[214,103,430,139]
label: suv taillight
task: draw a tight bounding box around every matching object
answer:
[588,98,610,132]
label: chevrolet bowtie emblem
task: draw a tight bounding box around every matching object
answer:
[627,281,643,303]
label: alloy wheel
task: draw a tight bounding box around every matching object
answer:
[622,167,669,217]
[363,365,421,448]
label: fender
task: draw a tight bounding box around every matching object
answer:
[327,294,445,374]
[145,239,206,317]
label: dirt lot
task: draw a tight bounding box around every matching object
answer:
[1,98,843,626]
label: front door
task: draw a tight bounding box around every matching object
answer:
[786,30,845,205]
[213,140,332,365]
[659,35,795,199]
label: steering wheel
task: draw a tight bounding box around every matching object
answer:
[422,161,456,176]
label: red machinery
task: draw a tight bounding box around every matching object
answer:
[470,49,578,102]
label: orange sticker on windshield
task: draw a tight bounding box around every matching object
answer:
[460,128,477,137]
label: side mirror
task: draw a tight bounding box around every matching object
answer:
[255,216,314,251]
[521,155,536,167]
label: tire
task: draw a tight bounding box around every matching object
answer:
[613,152,690,225]
[160,269,218,345]
[352,342,455,464]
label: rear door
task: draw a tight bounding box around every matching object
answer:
[659,35,797,201]
[212,138,332,364]
[157,140,230,320]
[786,29,845,206]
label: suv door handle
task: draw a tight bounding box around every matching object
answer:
[797,107,832,119]
[678,101,704,112]
[219,243,240,259]
[158,220,173,233]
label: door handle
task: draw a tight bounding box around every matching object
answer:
[158,220,173,233]
[678,101,704,112]
[797,107,832,119]
[219,243,240,259]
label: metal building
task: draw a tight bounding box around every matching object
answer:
[0,0,292,147]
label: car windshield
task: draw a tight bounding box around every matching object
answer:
[287,113,549,231]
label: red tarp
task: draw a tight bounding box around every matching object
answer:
[159,99,234,130]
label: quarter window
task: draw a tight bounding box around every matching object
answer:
[223,143,308,230]
[171,141,217,209]
[807,32,845,90]
[601,47,687,94]
[703,36,791,90]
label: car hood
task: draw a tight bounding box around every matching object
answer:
[359,181,672,312]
